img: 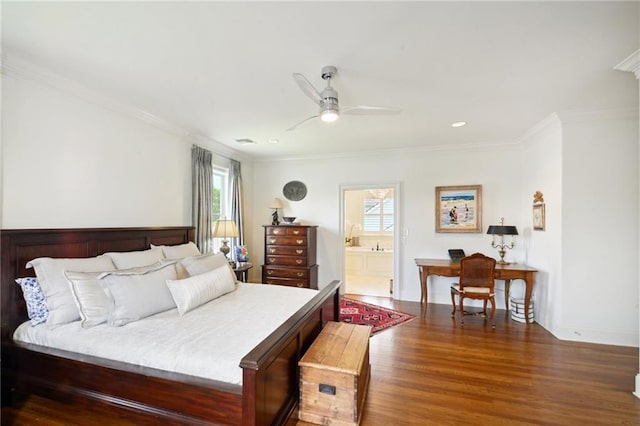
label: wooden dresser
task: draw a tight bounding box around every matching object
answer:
[261,225,318,289]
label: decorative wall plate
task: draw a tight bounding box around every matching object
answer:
[283,180,307,201]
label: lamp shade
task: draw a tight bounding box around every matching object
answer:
[486,225,519,236]
[268,198,284,209]
[213,219,239,239]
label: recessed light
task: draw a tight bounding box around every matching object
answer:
[451,121,467,128]
[268,139,279,144]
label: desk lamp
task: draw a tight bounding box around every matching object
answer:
[213,219,239,258]
[486,217,518,264]
[269,198,284,225]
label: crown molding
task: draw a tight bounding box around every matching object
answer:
[615,49,640,79]
[556,107,638,124]
[1,54,252,164]
[516,112,561,145]
[253,138,520,164]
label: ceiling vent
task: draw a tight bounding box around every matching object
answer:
[234,138,256,145]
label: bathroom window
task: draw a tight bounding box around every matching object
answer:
[363,197,394,233]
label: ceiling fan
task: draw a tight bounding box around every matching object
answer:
[287,65,401,131]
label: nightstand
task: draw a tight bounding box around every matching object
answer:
[233,262,253,282]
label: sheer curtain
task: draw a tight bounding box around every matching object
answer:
[191,145,213,253]
[229,159,245,251]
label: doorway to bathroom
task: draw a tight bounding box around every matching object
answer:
[341,184,399,298]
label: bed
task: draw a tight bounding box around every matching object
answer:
[1,226,342,425]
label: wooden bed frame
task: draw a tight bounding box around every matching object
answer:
[1,227,341,425]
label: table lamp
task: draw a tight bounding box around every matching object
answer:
[213,218,239,258]
[486,217,518,264]
[269,198,284,225]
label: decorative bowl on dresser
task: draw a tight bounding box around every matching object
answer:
[262,225,318,289]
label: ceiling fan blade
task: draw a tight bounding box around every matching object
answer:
[293,73,323,105]
[341,105,402,115]
[286,114,319,131]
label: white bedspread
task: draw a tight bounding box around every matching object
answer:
[13,283,318,386]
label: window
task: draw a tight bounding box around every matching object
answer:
[212,166,229,224]
[363,197,394,233]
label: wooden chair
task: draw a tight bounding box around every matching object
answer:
[451,253,497,327]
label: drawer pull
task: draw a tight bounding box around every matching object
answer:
[297,272,304,277]
[268,257,275,263]
[296,259,303,265]
[296,239,304,245]
[273,229,281,235]
[269,238,276,244]
[296,249,303,254]
[296,283,304,287]
[267,280,274,284]
[267,270,273,275]
[293,230,300,235]
[269,248,276,254]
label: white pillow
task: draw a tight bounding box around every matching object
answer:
[152,242,201,260]
[105,247,165,269]
[166,264,237,315]
[64,270,112,328]
[180,252,230,277]
[100,263,177,326]
[65,262,169,328]
[26,256,116,325]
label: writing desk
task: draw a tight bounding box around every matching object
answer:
[414,258,537,322]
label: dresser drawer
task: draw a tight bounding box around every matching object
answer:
[266,255,309,266]
[262,264,318,289]
[266,236,307,246]
[264,267,309,279]
[266,226,309,237]
[265,245,307,256]
[264,277,310,288]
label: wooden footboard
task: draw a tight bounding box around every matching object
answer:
[241,280,340,425]
[1,227,341,425]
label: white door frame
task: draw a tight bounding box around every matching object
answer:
[338,181,402,297]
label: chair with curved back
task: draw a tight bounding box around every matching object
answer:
[451,253,497,327]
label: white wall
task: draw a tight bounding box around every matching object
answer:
[2,72,191,228]
[1,65,253,231]
[519,116,564,334]
[559,110,639,345]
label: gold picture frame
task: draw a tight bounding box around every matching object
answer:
[435,185,482,233]
[533,204,545,231]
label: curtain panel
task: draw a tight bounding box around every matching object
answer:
[191,145,213,253]
[229,159,245,250]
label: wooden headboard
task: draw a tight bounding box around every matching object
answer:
[1,226,195,339]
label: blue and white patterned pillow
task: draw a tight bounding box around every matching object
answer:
[15,277,49,326]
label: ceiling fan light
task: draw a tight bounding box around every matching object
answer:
[320,97,339,123]
[321,109,339,122]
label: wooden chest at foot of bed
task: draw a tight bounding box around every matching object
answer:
[298,321,371,426]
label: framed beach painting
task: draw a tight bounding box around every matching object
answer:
[435,185,482,233]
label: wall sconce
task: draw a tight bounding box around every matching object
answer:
[213,219,239,258]
[486,217,518,264]
[268,198,284,225]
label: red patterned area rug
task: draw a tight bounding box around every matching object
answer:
[339,297,415,335]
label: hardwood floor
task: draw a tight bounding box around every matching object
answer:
[3,297,639,425]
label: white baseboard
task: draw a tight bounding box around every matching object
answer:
[634,374,640,399]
